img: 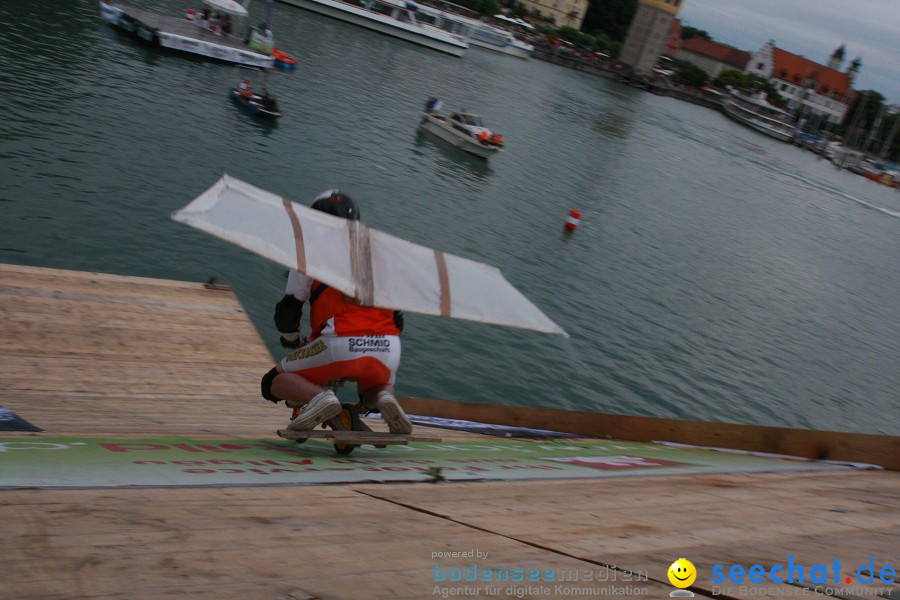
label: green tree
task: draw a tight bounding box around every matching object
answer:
[608,40,622,57]
[480,0,501,16]
[681,25,711,41]
[580,0,636,41]
[839,91,888,150]
[711,70,785,107]
[559,25,580,42]
[841,91,885,129]
[537,24,558,39]
[883,113,900,162]
[453,0,501,15]
[592,32,614,53]
[673,63,708,88]
[713,68,749,89]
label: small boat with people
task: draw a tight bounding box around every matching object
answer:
[721,89,796,143]
[231,77,282,118]
[419,98,504,158]
[99,0,276,68]
[276,0,468,57]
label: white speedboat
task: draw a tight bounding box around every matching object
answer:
[414,6,533,58]
[468,22,533,58]
[722,90,796,143]
[276,0,468,57]
[100,0,276,68]
[419,98,504,158]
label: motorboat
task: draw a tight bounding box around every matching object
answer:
[851,160,899,188]
[467,22,533,58]
[231,88,282,118]
[100,0,276,68]
[721,90,796,142]
[276,0,468,57]
[418,98,504,158]
[272,47,300,70]
[414,5,533,59]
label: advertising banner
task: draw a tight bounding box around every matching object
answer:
[0,437,846,489]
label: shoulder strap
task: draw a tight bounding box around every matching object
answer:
[309,282,329,305]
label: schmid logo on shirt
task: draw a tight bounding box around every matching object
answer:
[348,337,391,352]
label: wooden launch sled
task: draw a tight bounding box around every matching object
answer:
[278,402,441,454]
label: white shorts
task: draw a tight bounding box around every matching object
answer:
[280,335,401,391]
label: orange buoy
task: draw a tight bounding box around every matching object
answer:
[565,209,581,231]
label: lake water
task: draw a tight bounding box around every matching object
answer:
[1,0,898,434]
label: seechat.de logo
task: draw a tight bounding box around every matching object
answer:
[711,556,896,585]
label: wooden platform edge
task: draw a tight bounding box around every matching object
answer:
[397,396,900,470]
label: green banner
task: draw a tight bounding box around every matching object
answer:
[0,437,846,488]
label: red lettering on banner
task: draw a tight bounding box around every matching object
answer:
[102,443,170,453]
[196,444,228,452]
[545,455,688,470]
[172,444,204,452]
[103,442,258,453]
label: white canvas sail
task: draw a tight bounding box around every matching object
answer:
[172,175,568,336]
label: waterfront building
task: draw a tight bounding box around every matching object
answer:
[619,0,683,77]
[512,0,587,28]
[674,38,750,79]
[663,17,681,58]
[745,41,858,125]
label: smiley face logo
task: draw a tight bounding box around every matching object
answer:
[668,558,696,588]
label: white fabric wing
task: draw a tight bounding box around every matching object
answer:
[172,175,568,337]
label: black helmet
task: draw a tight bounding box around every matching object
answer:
[311,189,359,220]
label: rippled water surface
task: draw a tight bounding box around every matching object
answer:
[2,0,898,434]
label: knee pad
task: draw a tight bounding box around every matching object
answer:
[260,367,282,403]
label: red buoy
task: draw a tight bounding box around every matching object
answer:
[565,209,581,231]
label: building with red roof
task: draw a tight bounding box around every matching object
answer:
[674,37,751,78]
[746,41,859,125]
[664,18,681,58]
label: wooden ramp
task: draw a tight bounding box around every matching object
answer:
[1,264,898,600]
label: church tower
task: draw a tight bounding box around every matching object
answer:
[847,56,861,85]
[827,44,845,70]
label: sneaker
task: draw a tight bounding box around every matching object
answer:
[286,391,341,431]
[375,391,412,435]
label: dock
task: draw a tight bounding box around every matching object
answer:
[101,1,275,68]
[1,263,898,600]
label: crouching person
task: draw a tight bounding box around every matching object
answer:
[260,189,411,434]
